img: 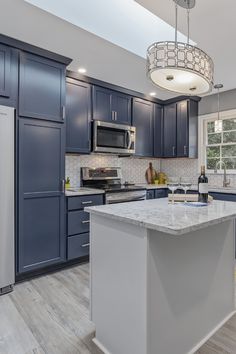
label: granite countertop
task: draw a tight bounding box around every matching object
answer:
[86,198,236,236]
[142,183,236,194]
[65,188,105,197]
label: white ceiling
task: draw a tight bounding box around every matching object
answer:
[0,0,234,98]
[24,0,193,58]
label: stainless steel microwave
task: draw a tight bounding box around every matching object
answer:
[93,121,136,155]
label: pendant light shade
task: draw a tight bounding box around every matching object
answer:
[214,83,223,132]
[147,0,214,95]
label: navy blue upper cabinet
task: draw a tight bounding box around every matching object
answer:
[19,52,66,122]
[163,103,177,157]
[18,119,65,273]
[66,79,91,153]
[132,98,154,157]
[0,45,18,107]
[153,104,163,158]
[92,86,111,121]
[163,100,198,158]
[111,92,131,124]
[92,86,131,124]
[176,99,198,158]
[176,100,189,157]
[0,44,11,97]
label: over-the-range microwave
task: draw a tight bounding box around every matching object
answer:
[93,120,136,155]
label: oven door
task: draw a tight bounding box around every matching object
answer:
[106,190,146,204]
[93,121,135,154]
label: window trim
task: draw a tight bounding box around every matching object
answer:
[199,108,236,174]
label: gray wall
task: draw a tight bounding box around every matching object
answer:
[199,89,236,115]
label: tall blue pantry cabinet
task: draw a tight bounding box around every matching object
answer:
[0,34,72,276]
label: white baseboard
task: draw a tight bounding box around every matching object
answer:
[92,337,111,354]
[188,310,236,354]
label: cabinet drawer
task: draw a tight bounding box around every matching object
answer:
[67,233,89,260]
[146,190,155,199]
[67,194,103,211]
[155,189,168,199]
[68,210,90,236]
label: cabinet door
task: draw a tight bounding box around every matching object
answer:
[92,86,112,121]
[155,189,168,199]
[66,79,91,153]
[133,98,154,157]
[19,52,66,121]
[154,104,163,157]
[163,103,177,157]
[177,100,189,157]
[146,190,155,199]
[0,44,11,97]
[18,119,65,273]
[0,46,18,107]
[112,92,131,125]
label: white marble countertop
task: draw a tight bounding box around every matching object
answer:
[65,188,105,197]
[86,198,236,235]
[142,183,236,194]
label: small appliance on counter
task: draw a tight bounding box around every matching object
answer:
[81,167,146,204]
[93,121,136,155]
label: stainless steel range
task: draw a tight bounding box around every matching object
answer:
[81,167,146,204]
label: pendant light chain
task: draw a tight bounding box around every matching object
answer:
[187,7,190,45]
[175,3,178,45]
[217,87,220,121]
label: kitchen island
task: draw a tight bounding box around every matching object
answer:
[86,199,236,354]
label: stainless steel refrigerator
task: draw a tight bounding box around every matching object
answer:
[0,105,15,294]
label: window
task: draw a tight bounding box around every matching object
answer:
[202,113,236,172]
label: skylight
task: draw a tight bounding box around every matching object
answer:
[24,0,195,58]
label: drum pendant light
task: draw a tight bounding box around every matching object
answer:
[147,0,214,95]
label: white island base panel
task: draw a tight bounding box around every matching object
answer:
[90,215,235,354]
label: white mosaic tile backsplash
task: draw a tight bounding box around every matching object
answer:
[66,154,236,188]
[161,158,236,187]
[66,154,160,187]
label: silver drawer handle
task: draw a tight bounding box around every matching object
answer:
[82,201,93,205]
[81,243,90,248]
[82,220,90,224]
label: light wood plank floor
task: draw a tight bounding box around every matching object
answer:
[0,262,236,354]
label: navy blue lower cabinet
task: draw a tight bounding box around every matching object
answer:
[67,233,90,260]
[66,194,104,260]
[68,210,90,236]
[155,189,168,199]
[146,190,155,199]
[18,119,65,273]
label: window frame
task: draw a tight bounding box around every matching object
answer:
[199,109,236,174]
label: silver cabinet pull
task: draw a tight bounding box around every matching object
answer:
[61,179,65,193]
[82,220,90,224]
[82,201,93,205]
[115,111,117,121]
[111,111,115,120]
[184,145,187,155]
[62,105,65,120]
[172,146,176,156]
[81,243,90,248]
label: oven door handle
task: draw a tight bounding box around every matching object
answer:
[127,130,131,149]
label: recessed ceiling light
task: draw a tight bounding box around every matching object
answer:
[149,92,156,96]
[78,67,87,74]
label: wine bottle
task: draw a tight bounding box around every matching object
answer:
[198,165,208,203]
